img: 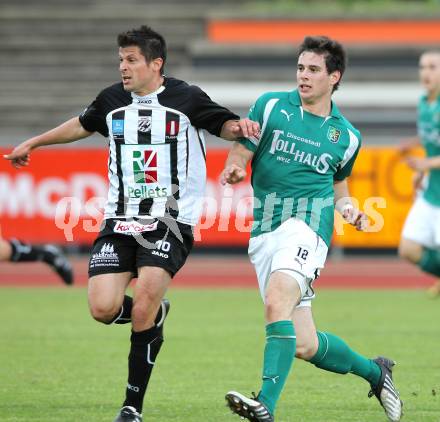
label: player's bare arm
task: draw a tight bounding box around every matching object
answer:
[221,142,254,185]
[334,178,367,231]
[398,136,420,154]
[405,154,440,172]
[4,117,92,169]
[220,118,260,141]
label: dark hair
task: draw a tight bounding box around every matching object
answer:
[118,25,167,73]
[298,36,346,92]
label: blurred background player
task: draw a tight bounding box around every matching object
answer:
[222,36,402,422]
[398,50,440,297]
[0,226,73,285]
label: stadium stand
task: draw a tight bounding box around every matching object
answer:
[0,0,438,146]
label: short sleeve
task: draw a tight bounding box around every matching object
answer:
[188,86,239,136]
[79,92,109,137]
[237,94,268,153]
[334,129,361,181]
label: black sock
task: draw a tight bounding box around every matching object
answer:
[9,239,45,262]
[123,326,164,413]
[107,296,133,325]
[109,298,166,326]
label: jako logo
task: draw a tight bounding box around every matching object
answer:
[127,383,140,392]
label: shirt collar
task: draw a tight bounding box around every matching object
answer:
[288,89,341,119]
[421,93,440,105]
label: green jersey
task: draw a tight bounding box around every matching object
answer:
[239,90,361,246]
[418,94,440,206]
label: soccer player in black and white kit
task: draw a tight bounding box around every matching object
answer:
[5,26,259,422]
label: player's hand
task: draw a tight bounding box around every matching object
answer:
[343,206,367,231]
[405,156,430,172]
[397,140,414,155]
[230,118,260,139]
[3,143,32,168]
[220,164,247,185]
[412,171,424,191]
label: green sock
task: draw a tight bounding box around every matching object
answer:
[419,247,440,277]
[310,331,381,387]
[258,320,296,415]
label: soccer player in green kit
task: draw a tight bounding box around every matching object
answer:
[222,36,403,422]
[399,50,440,298]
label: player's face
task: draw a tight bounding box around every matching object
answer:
[296,52,340,104]
[419,52,440,96]
[119,46,163,96]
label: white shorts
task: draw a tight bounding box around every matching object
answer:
[401,197,440,248]
[248,218,328,308]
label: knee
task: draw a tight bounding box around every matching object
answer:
[295,340,318,361]
[264,300,278,322]
[89,301,120,324]
[264,299,290,322]
[131,293,160,325]
[398,241,421,264]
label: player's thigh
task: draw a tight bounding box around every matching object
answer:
[293,306,318,360]
[135,220,194,281]
[135,266,172,303]
[88,272,133,319]
[88,233,137,316]
[401,197,436,249]
[132,221,193,316]
[250,218,327,304]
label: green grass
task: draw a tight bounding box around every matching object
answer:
[0,288,439,421]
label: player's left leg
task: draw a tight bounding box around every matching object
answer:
[399,198,440,289]
[226,270,298,422]
[116,221,193,422]
[294,307,402,421]
[115,266,171,422]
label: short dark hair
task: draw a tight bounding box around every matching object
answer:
[117,25,167,73]
[298,36,346,91]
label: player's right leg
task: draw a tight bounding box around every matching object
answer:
[226,271,298,422]
[88,272,133,324]
[226,220,320,421]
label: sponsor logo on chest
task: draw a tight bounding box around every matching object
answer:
[133,150,158,184]
[269,130,333,174]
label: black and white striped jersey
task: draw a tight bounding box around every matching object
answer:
[79,77,239,226]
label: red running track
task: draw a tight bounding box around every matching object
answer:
[0,255,435,289]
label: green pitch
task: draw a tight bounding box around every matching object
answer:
[0,288,439,421]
